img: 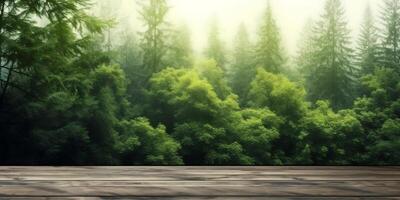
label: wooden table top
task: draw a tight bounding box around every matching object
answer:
[0,166,399,199]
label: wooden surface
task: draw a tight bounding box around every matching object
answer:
[0,166,399,199]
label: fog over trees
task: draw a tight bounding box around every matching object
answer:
[1,0,399,165]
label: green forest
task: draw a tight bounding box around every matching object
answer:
[0,0,399,165]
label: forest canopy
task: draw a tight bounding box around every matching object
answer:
[0,0,399,165]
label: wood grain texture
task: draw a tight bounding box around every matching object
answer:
[0,167,399,199]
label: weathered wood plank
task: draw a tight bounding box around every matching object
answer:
[0,167,398,198]
[1,170,399,175]
[1,180,399,187]
[1,166,399,172]
[1,198,400,200]
[0,185,399,197]
[0,168,399,181]
[0,175,398,181]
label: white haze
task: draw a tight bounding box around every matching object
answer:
[98,0,381,56]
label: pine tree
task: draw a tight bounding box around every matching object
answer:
[296,19,316,74]
[304,0,355,110]
[381,0,400,70]
[0,0,105,108]
[116,27,144,104]
[164,23,193,68]
[138,0,169,76]
[205,17,226,70]
[357,4,379,76]
[230,23,255,103]
[255,0,285,74]
[97,0,117,52]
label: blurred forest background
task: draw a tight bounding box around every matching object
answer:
[0,0,399,165]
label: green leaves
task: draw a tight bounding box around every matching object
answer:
[368,119,400,164]
[2,0,400,166]
[300,101,364,164]
[147,67,285,165]
[149,68,224,124]
[256,1,285,73]
[116,118,182,165]
[205,18,226,69]
[249,68,307,121]
[235,108,280,164]
[301,0,356,110]
[139,0,169,74]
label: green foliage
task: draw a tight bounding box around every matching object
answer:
[138,0,169,75]
[1,0,400,166]
[356,5,380,77]
[353,68,400,164]
[116,118,182,165]
[173,123,249,165]
[302,0,356,110]
[368,119,400,164]
[381,0,400,70]
[164,24,194,68]
[235,109,281,164]
[255,1,285,73]
[230,24,256,104]
[196,59,232,99]
[147,68,240,164]
[85,65,127,164]
[249,68,307,121]
[147,68,282,165]
[206,142,254,165]
[205,17,226,70]
[296,19,315,75]
[247,68,309,163]
[300,101,364,165]
[114,29,145,112]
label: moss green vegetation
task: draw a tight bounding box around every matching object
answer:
[1,0,399,165]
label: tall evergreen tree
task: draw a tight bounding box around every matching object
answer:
[357,4,379,76]
[0,0,105,108]
[304,0,355,110]
[138,0,169,76]
[0,0,115,164]
[116,27,143,105]
[164,23,193,68]
[255,0,285,74]
[230,23,255,103]
[117,28,142,71]
[97,0,116,51]
[381,0,400,70]
[205,17,226,70]
[90,0,123,53]
[296,19,316,74]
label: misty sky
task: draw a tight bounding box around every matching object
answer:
[110,0,381,55]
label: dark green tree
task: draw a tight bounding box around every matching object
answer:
[303,0,355,110]
[381,0,400,70]
[300,101,364,165]
[230,23,256,103]
[255,0,285,73]
[205,17,226,70]
[147,68,251,165]
[115,28,144,111]
[116,117,182,165]
[138,0,169,76]
[94,0,120,52]
[353,68,400,164]
[196,59,232,99]
[0,0,104,108]
[296,19,316,76]
[164,23,193,68]
[357,4,379,76]
[248,68,308,163]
